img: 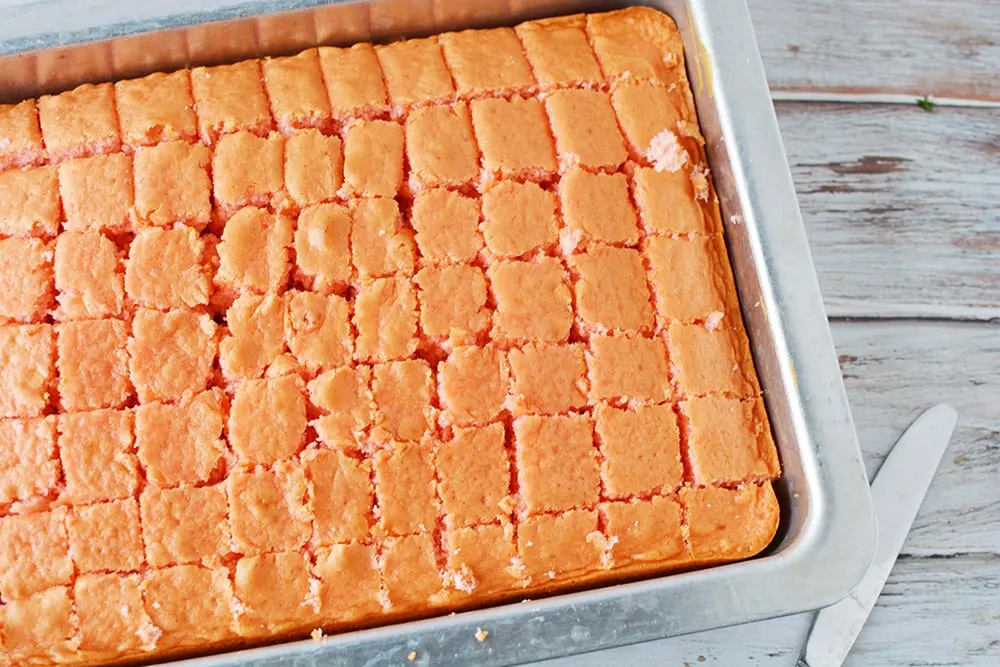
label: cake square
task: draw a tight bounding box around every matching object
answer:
[135,389,226,487]
[445,522,521,595]
[0,417,59,504]
[611,80,685,160]
[571,246,654,334]
[586,8,683,84]
[440,28,535,94]
[516,17,603,87]
[545,89,627,170]
[381,533,444,609]
[37,82,120,160]
[353,277,418,362]
[125,227,209,310]
[0,237,53,323]
[190,60,272,142]
[115,70,198,147]
[508,343,588,415]
[75,574,153,652]
[215,207,293,294]
[560,169,639,245]
[488,258,572,344]
[517,509,603,581]
[213,131,285,214]
[471,97,557,181]
[141,565,236,647]
[317,44,389,119]
[229,376,307,465]
[0,509,72,599]
[53,231,124,320]
[351,197,415,279]
[587,334,670,403]
[343,119,405,197]
[405,102,479,189]
[414,264,490,344]
[372,441,438,536]
[234,551,316,636]
[682,395,780,484]
[140,484,230,567]
[438,346,508,427]
[411,189,482,264]
[515,414,599,515]
[595,402,682,498]
[285,291,352,372]
[285,130,343,207]
[133,141,212,228]
[0,100,45,170]
[601,496,686,565]
[262,49,332,131]
[632,166,711,235]
[302,448,373,544]
[0,324,54,418]
[313,543,382,620]
[436,422,510,528]
[66,499,143,573]
[56,319,129,411]
[128,309,216,403]
[219,293,285,382]
[0,586,77,660]
[228,462,311,554]
[58,153,133,234]
[0,166,61,237]
[371,360,433,443]
[294,202,352,292]
[480,180,558,258]
[667,322,759,397]
[682,483,779,561]
[59,409,137,503]
[375,37,455,108]
[307,366,375,448]
[645,235,736,323]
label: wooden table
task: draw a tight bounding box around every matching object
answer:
[541,1,1000,664]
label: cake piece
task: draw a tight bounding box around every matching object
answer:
[517,509,603,581]
[56,319,129,411]
[0,237,53,323]
[611,80,687,162]
[544,89,627,170]
[229,376,307,465]
[234,551,317,636]
[438,346,507,427]
[587,334,671,403]
[667,322,759,397]
[682,395,780,484]
[682,483,780,561]
[0,586,78,660]
[405,102,479,189]
[515,414,600,515]
[586,7,685,84]
[440,28,535,94]
[594,402,682,498]
[58,153,134,234]
[414,264,490,344]
[135,389,226,487]
[66,499,143,573]
[632,166,712,235]
[140,484,230,567]
[228,462,311,554]
[307,366,375,448]
[212,131,285,214]
[37,82,120,160]
[128,309,216,403]
[313,543,383,621]
[471,97,557,182]
[376,37,455,109]
[141,565,237,648]
[445,522,521,595]
[488,258,572,344]
[0,324,54,418]
[294,202,352,292]
[480,180,558,258]
[262,49,332,132]
[285,130,343,207]
[0,166,61,237]
[516,16,603,88]
[133,141,212,228]
[342,119,405,197]
[0,101,45,170]
[381,533,445,609]
[75,574,156,653]
[317,44,389,119]
[373,441,439,536]
[508,343,588,415]
[58,409,137,503]
[601,496,686,565]
[0,417,59,505]
[285,291,353,372]
[53,231,124,320]
[559,169,640,246]
[302,448,373,544]
[219,293,286,381]
[115,70,198,147]
[353,277,418,362]
[570,246,654,334]
[126,227,210,310]
[411,189,482,264]
[351,197,415,279]
[0,508,72,599]
[371,360,433,443]
[215,207,293,294]
[645,235,736,323]
[436,423,510,528]
[190,60,272,142]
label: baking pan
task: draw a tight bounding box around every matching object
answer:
[0,1,877,664]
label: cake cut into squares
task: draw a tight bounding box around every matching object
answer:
[313,543,383,620]
[53,231,124,320]
[212,131,285,214]
[508,343,588,415]
[140,484,230,567]
[632,166,712,235]
[438,346,508,427]
[515,414,600,515]
[353,277,418,362]
[414,264,490,344]
[480,180,558,258]
[317,44,389,119]
[215,207,293,294]
[58,153,134,234]
[667,322,759,398]
[645,235,736,323]
[488,258,572,344]
[37,82,120,160]
[601,496,686,565]
[445,522,521,595]
[586,8,684,84]
[228,462,311,554]
[135,389,226,487]
[682,395,780,484]
[560,169,640,246]
[471,97,557,181]
[405,102,479,189]
[371,360,433,443]
[571,246,654,334]
[587,334,671,403]
[219,293,285,382]
[682,482,780,561]
[262,49,332,131]
[294,202,352,292]
[56,319,129,412]
[66,499,143,573]
[0,508,72,599]
[440,28,535,94]
[0,417,59,505]
[594,402,682,498]
[375,37,455,108]
[351,197,415,279]
[342,119,405,197]
[0,324,54,419]
[125,227,210,310]
[133,141,212,228]
[611,80,686,161]
[0,586,77,660]
[190,60,272,142]
[128,309,216,403]
[373,441,439,536]
[411,189,482,264]
[0,166,61,237]
[58,409,137,503]
[0,237,53,323]
[0,100,45,170]
[115,70,198,147]
[234,551,317,636]
[436,422,510,528]
[285,291,352,372]
[302,448,373,544]
[285,130,343,207]
[307,366,375,448]
[545,89,627,170]
[229,375,307,465]
[75,574,154,653]
[381,533,445,609]
[516,17,603,88]
[517,509,603,581]
[141,565,237,648]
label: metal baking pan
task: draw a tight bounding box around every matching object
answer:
[0,0,877,664]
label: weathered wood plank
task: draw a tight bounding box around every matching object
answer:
[748,0,1000,101]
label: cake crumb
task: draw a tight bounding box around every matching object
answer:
[646,129,686,173]
[546,570,556,579]
[705,311,724,331]
[311,628,324,641]
[691,165,710,201]
[408,650,417,661]
[475,627,489,642]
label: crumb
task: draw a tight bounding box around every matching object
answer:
[408,651,417,661]
[691,165,710,201]
[646,129,686,172]
[311,628,324,641]
[546,569,556,579]
[705,312,724,331]
[475,627,489,642]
